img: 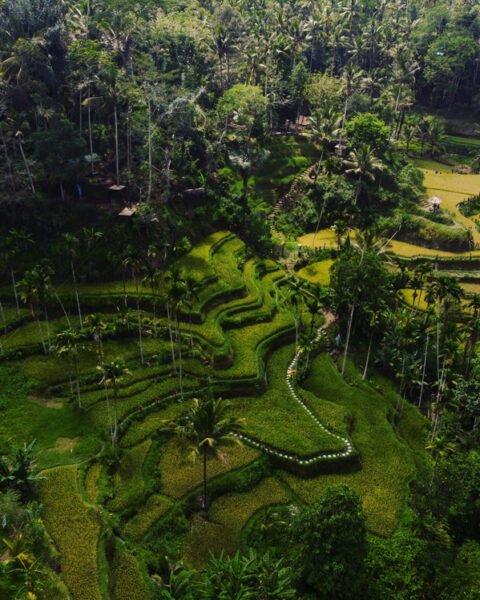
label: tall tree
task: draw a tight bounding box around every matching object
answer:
[165,397,243,510]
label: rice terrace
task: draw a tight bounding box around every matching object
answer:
[1,0,480,598]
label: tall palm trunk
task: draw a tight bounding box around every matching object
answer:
[43,306,51,352]
[104,381,112,441]
[71,261,83,328]
[11,268,20,315]
[73,354,82,409]
[32,304,47,354]
[166,303,177,374]
[87,92,94,176]
[0,301,6,334]
[151,288,158,338]
[354,175,363,205]
[17,140,35,193]
[114,103,120,185]
[202,446,208,510]
[362,330,374,380]
[147,98,153,202]
[341,304,355,375]
[112,385,119,447]
[1,131,16,197]
[54,292,71,327]
[419,333,429,408]
[175,308,184,400]
[133,271,144,365]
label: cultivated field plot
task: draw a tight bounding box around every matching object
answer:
[0,232,426,598]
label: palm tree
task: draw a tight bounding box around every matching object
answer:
[84,314,107,362]
[55,329,86,409]
[98,359,130,447]
[123,250,145,366]
[426,434,457,483]
[344,143,385,205]
[165,397,244,510]
[1,229,33,316]
[18,264,53,354]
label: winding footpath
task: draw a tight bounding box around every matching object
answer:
[233,324,354,467]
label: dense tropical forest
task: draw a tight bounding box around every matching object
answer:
[1,0,480,598]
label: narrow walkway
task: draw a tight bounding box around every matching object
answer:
[269,163,318,245]
[233,324,354,466]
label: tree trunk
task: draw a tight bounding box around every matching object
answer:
[362,330,374,380]
[11,269,20,315]
[114,103,120,185]
[87,94,94,176]
[104,381,112,441]
[54,292,71,327]
[32,305,47,355]
[74,355,82,409]
[419,334,429,408]
[79,89,83,134]
[354,175,362,205]
[147,98,152,202]
[122,272,129,311]
[71,261,83,328]
[0,302,6,334]
[202,446,208,510]
[341,305,355,375]
[112,385,119,446]
[18,140,35,193]
[1,130,16,197]
[176,309,183,400]
[166,303,177,374]
[133,271,144,366]
[43,306,51,352]
[152,289,157,338]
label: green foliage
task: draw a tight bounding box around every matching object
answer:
[346,113,390,154]
[199,550,295,599]
[291,484,367,599]
[217,84,267,138]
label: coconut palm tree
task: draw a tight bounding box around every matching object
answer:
[1,229,33,316]
[165,397,244,510]
[98,359,130,447]
[84,314,107,362]
[18,264,53,354]
[55,328,86,409]
[344,143,385,205]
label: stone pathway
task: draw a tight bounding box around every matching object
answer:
[233,323,354,467]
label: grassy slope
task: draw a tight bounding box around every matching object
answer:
[279,355,427,537]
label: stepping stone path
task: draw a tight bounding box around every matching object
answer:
[268,163,318,246]
[233,324,354,466]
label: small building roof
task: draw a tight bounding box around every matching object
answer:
[118,204,137,217]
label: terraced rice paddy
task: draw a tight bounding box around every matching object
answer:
[0,231,427,598]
